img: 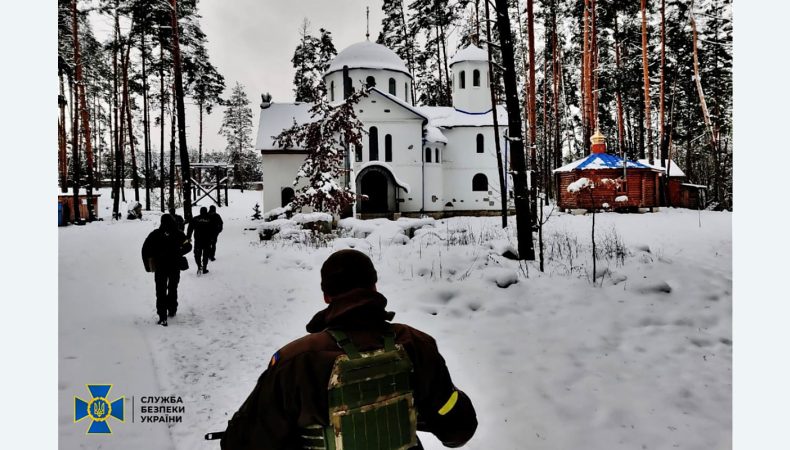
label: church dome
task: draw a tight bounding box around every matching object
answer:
[449,44,488,66]
[325,41,410,77]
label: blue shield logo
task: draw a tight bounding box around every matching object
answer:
[74,385,125,434]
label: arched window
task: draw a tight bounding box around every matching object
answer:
[425,148,432,163]
[473,69,481,87]
[389,78,396,95]
[459,71,466,89]
[330,80,335,101]
[385,134,393,162]
[366,76,376,87]
[354,144,362,162]
[476,133,484,153]
[281,187,295,207]
[472,174,488,191]
[369,127,379,161]
[405,83,409,102]
[435,148,440,163]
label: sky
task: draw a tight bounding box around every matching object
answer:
[180,0,386,154]
[86,1,389,154]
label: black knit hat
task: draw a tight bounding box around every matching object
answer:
[320,249,378,297]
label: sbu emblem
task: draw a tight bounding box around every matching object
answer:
[74,385,125,434]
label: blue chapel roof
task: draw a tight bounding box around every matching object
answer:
[553,153,653,173]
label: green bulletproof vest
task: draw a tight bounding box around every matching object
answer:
[300,329,418,450]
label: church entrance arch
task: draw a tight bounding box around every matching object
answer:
[356,165,399,214]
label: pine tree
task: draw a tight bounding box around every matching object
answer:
[317,28,337,73]
[219,82,254,188]
[377,0,415,79]
[291,19,322,103]
[273,83,368,214]
[186,39,225,166]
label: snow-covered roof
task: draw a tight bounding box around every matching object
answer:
[255,102,314,150]
[370,88,429,121]
[416,105,507,128]
[355,161,411,193]
[449,44,489,66]
[553,153,652,173]
[637,159,686,177]
[325,41,410,76]
[425,125,448,144]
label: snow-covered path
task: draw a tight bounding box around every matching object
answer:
[59,191,731,449]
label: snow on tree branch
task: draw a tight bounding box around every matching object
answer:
[273,83,369,214]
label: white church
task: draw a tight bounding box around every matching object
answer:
[256,40,512,217]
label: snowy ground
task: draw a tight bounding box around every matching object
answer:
[59,189,731,450]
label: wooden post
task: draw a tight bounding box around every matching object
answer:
[216,166,221,206]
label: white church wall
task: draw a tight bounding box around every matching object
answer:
[261,153,308,213]
[440,127,506,211]
[422,150,445,212]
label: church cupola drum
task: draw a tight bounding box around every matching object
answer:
[449,45,491,114]
[323,41,412,104]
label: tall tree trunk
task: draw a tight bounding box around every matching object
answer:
[495,0,534,260]
[484,0,507,228]
[526,0,538,226]
[439,21,451,104]
[69,73,82,223]
[614,16,626,156]
[542,62,549,205]
[159,38,166,212]
[198,101,203,189]
[659,0,667,168]
[580,0,589,147]
[171,0,193,221]
[141,26,151,210]
[112,4,121,217]
[117,39,128,213]
[433,25,444,105]
[122,37,140,203]
[169,83,176,211]
[551,4,561,172]
[590,0,599,131]
[641,0,654,164]
[398,0,416,104]
[690,1,718,206]
[71,0,96,221]
[58,62,69,193]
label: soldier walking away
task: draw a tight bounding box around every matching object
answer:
[217,249,478,449]
[141,214,192,326]
[187,206,214,275]
[169,207,185,232]
[208,205,223,261]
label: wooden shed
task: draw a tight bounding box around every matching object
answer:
[554,132,660,211]
[638,159,706,209]
[58,190,100,223]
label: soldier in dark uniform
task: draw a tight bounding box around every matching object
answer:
[187,206,214,274]
[220,249,478,449]
[208,205,223,261]
[169,207,185,232]
[141,214,192,326]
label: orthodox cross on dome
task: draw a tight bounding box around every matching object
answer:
[366,6,370,41]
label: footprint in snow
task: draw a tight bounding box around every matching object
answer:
[635,281,672,294]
